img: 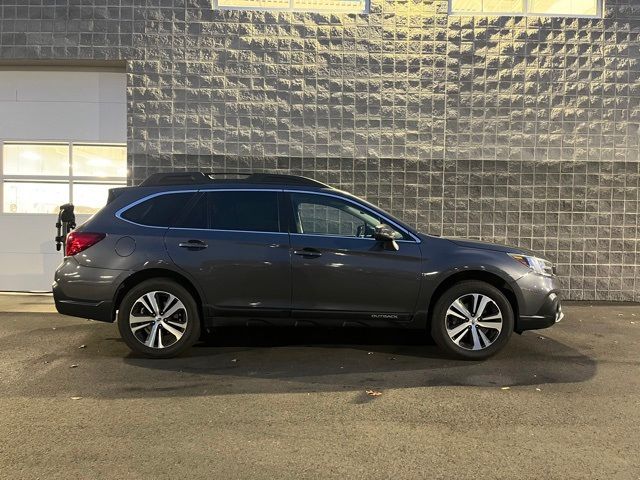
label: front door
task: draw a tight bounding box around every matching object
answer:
[287,192,422,321]
[164,190,291,317]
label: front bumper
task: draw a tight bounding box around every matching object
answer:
[514,272,563,333]
[517,292,563,332]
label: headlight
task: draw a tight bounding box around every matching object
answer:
[508,253,555,276]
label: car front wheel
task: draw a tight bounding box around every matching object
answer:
[117,278,201,358]
[431,280,514,360]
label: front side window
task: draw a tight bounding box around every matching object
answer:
[1,142,127,214]
[291,193,404,240]
[449,0,602,16]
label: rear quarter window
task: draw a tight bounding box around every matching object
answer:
[120,192,195,227]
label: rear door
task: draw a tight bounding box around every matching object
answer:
[164,189,291,317]
[287,191,422,321]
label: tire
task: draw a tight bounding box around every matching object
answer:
[117,278,201,358]
[430,280,514,360]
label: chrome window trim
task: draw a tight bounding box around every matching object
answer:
[197,188,283,193]
[169,227,289,236]
[115,187,422,243]
[290,232,417,244]
[285,189,421,244]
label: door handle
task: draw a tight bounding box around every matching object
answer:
[178,240,208,250]
[294,248,322,258]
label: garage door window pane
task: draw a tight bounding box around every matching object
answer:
[292,0,367,13]
[72,145,127,178]
[451,0,600,15]
[3,182,69,214]
[218,0,290,8]
[72,183,124,214]
[450,0,483,11]
[530,0,571,14]
[3,144,69,176]
[571,0,598,15]
[483,0,524,12]
[529,0,598,15]
[216,0,368,12]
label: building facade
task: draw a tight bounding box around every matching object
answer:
[0,0,639,299]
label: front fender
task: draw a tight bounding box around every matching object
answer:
[413,244,528,328]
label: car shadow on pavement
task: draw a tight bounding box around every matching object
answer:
[0,315,597,399]
[117,326,597,397]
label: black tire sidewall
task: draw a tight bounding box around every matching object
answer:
[431,280,514,360]
[117,278,200,358]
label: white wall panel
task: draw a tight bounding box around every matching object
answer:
[0,78,17,101]
[0,214,91,291]
[99,101,127,142]
[0,101,101,141]
[0,70,126,143]
[0,253,62,292]
[98,72,127,103]
[15,72,99,103]
[0,68,125,291]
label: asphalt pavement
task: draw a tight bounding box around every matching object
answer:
[0,295,638,479]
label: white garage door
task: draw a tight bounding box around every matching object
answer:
[0,68,127,291]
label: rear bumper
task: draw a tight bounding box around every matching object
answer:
[52,257,128,323]
[53,296,114,322]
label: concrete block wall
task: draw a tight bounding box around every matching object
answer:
[1,0,639,299]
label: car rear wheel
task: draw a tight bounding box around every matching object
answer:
[431,280,514,360]
[117,278,201,358]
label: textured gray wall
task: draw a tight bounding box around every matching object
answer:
[1,0,639,300]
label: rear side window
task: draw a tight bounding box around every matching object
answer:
[177,191,280,232]
[175,193,207,229]
[209,191,279,232]
[120,192,195,227]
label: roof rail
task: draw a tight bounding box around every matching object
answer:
[139,171,330,188]
[139,172,219,186]
[246,173,329,187]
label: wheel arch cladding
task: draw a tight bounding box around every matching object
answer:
[113,269,204,325]
[427,270,519,330]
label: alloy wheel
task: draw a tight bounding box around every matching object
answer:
[445,293,503,351]
[129,291,188,349]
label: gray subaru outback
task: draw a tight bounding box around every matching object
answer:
[53,172,563,359]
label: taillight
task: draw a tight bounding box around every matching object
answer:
[65,232,106,256]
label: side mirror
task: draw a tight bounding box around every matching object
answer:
[374,224,399,251]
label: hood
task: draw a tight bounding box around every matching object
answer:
[445,237,535,256]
